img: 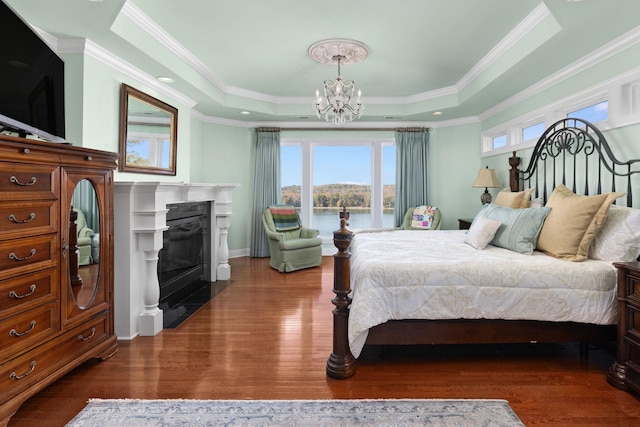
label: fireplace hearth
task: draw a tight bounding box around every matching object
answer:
[158,201,211,328]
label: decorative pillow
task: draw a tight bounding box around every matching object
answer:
[589,205,640,262]
[536,185,625,261]
[478,203,551,255]
[411,205,437,229]
[494,188,536,209]
[529,198,543,208]
[464,215,502,250]
[269,205,300,231]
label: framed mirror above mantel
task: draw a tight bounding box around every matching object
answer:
[118,83,178,175]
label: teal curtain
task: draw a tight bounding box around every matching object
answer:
[250,129,281,257]
[394,129,430,226]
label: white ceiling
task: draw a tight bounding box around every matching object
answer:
[6,0,640,126]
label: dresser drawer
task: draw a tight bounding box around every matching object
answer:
[0,200,57,240]
[0,269,58,319]
[627,304,640,337]
[0,163,58,201]
[0,302,57,363]
[0,234,57,281]
[0,314,108,402]
[627,273,640,305]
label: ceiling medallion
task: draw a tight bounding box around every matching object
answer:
[309,39,368,125]
[308,39,369,65]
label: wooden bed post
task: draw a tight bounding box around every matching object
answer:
[509,151,521,191]
[326,207,356,379]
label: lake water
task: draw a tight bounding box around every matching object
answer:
[310,208,395,237]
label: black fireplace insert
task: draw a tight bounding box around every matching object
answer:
[158,201,211,328]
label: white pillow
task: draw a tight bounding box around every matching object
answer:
[589,205,640,262]
[464,215,502,250]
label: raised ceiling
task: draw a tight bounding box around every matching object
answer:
[6,0,640,126]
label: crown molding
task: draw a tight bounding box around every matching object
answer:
[479,24,640,121]
[56,36,197,108]
[456,2,551,91]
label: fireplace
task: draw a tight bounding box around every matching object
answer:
[114,181,238,338]
[158,201,210,328]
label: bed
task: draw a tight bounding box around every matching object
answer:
[327,118,640,379]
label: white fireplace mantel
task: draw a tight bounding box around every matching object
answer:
[113,181,239,339]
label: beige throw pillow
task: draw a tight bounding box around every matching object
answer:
[536,184,625,261]
[494,188,535,209]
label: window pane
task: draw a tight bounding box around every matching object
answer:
[493,135,507,149]
[522,122,545,142]
[313,146,371,237]
[568,101,608,123]
[281,145,301,206]
[383,145,395,228]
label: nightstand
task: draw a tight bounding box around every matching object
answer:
[458,218,473,230]
[607,262,640,393]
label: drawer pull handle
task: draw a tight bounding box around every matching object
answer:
[9,176,37,186]
[77,327,96,342]
[8,213,36,223]
[10,361,36,380]
[9,320,36,337]
[9,249,36,261]
[8,284,36,299]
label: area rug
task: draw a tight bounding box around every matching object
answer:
[66,398,524,426]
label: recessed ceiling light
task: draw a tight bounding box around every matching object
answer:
[156,76,174,83]
[433,111,444,116]
[240,111,251,115]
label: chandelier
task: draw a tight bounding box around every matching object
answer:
[309,39,368,125]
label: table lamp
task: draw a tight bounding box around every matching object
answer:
[472,166,501,205]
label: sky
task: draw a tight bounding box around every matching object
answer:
[281,145,396,187]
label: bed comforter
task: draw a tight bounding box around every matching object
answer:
[348,230,617,358]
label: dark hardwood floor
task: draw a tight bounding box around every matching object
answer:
[8,256,640,426]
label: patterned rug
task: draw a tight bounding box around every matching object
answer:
[66,398,524,426]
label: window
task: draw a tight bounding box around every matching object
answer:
[568,100,608,123]
[280,145,301,207]
[492,134,507,149]
[281,139,395,244]
[522,122,545,142]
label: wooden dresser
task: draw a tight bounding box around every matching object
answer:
[607,261,640,395]
[0,135,118,425]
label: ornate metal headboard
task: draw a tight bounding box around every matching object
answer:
[509,118,640,207]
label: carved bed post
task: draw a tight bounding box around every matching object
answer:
[326,207,356,379]
[509,151,521,191]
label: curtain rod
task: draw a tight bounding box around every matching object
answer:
[255,127,430,132]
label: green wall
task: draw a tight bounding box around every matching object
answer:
[62,38,640,253]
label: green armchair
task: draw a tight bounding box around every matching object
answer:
[74,208,94,265]
[399,205,443,230]
[262,206,323,272]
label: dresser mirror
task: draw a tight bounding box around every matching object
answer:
[70,179,100,309]
[118,83,178,175]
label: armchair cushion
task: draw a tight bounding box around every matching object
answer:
[400,206,442,230]
[269,205,301,231]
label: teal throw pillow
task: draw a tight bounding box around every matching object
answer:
[472,204,551,255]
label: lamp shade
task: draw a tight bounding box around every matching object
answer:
[472,167,502,189]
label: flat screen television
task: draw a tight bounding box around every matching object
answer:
[0,0,65,142]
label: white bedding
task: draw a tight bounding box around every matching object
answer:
[348,230,618,358]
